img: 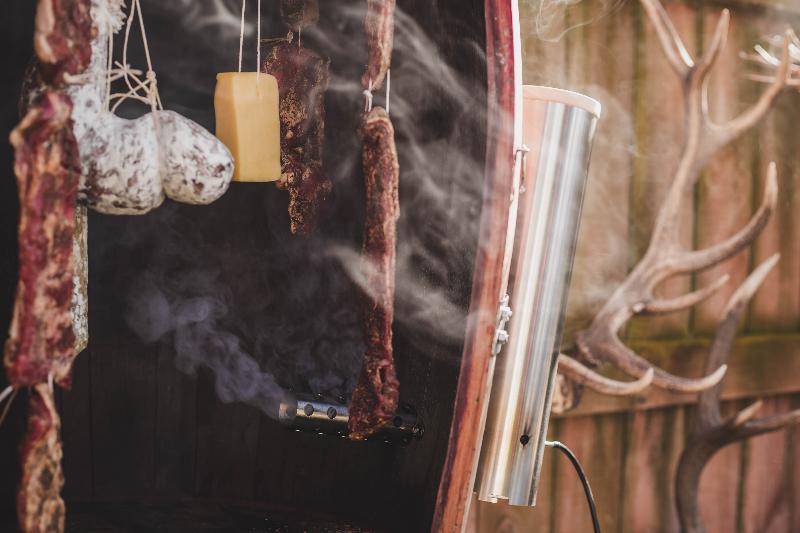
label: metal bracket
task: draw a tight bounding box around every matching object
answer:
[515,144,530,193]
[492,294,513,356]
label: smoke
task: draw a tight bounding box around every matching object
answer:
[120,0,488,419]
[521,0,625,43]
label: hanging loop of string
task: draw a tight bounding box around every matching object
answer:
[363,79,374,113]
[363,71,391,114]
[0,387,19,429]
[238,0,263,82]
[105,0,163,116]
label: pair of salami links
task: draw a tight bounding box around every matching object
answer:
[70,0,233,215]
[348,0,401,441]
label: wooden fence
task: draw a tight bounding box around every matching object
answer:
[468,0,800,531]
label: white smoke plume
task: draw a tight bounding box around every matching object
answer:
[120,0,489,418]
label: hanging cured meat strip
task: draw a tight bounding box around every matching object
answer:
[17,384,66,533]
[280,0,319,31]
[5,0,91,389]
[8,3,91,532]
[33,0,93,85]
[5,91,80,389]
[264,37,332,235]
[348,107,400,440]
[362,0,396,91]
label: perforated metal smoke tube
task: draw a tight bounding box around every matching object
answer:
[475,86,600,507]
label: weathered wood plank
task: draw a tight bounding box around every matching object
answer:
[739,396,794,532]
[550,413,625,533]
[694,9,758,334]
[431,0,520,530]
[192,369,261,500]
[621,406,685,532]
[562,0,637,343]
[627,0,698,340]
[89,336,157,498]
[153,342,196,497]
[697,402,744,532]
[750,89,800,332]
[558,336,800,417]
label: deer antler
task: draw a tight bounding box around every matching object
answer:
[675,254,800,533]
[743,29,800,88]
[556,0,792,396]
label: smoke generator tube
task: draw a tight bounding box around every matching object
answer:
[475,86,601,506]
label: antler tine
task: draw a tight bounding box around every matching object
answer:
[748,74,800,87]
[639,0,693,76]
[739,408,800,436]
[674,163,778,274]
[577,329,728,393]
[704,31,792,159]
[557,354,654,395]
[640,274,730,314]
[676,401,800,533]
[695,9,730,80]
[697,254,780,426]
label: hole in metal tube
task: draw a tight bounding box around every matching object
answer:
[327,407,338,419]
[303,403,315,417]
[520,434,530,446]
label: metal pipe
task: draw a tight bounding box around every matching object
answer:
[475,86,601,506]
[278,395,423,444]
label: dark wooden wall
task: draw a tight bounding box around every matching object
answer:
[0,1,487,531]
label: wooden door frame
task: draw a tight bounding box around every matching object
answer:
[431,0,522,531]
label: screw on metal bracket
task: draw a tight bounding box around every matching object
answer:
[492,294,513,356]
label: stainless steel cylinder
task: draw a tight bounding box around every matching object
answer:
[475,86,600,506]
[278,395,423,443]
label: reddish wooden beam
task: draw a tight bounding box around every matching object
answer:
[431,1,520,531]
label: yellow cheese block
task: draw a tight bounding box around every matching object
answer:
[214,72,281,183]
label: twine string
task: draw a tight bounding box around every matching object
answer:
[105,0,163,117]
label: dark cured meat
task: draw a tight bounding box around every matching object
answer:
[280,0,319,31]
[34,0,93,86]
[264,39,332,235]
[17,385,66,533]
[5,91,80,389]
[348,107,400,440]
[362,0,395,91]
[9,2,91,532]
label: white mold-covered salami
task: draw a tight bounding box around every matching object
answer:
[158,111,234,204]
[68,0,233,215]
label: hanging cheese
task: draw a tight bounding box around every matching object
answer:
[215,73,282,183]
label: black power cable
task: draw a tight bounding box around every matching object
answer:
[546,440,602,533]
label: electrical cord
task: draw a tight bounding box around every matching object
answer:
[546,440,601,533]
